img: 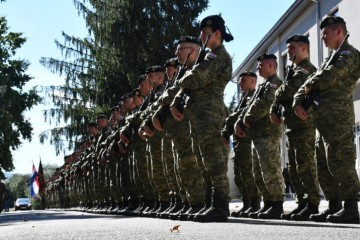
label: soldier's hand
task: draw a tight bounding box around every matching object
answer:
[294,105,308,120]
[138,128,146,140]
[305,85,311,94]
[234,121,246,138]
[120,132,130,144]
[143,125,154,137]
[152,116,164,132]
[269,113,282,125]
[170,105,184,121]
[221,136,230,146]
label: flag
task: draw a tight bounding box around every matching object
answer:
[38,159,46,193]
[30,163,39,198]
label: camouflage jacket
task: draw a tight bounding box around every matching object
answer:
[293,41,360,126]
[240,74,282,139]
[270,58,316,130]
[174,44,232,106]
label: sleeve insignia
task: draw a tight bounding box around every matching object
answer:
[339,50,351,55]
[269,83,278,89]
[207,52,217,59]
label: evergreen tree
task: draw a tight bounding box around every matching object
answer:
[0,16,41,171]
[40,0,209,154]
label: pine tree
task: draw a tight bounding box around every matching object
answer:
[0,16,41,171]
[40,0,209,154]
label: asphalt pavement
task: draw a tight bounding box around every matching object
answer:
[0,199,359,240]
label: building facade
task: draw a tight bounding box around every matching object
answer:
[232,0,360,176]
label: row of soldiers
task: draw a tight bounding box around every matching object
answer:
[44,15,360,224]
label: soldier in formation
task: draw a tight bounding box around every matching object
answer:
[44,15,359,224]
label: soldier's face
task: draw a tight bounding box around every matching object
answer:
[238,76,254,91]
[147,72,164,88]
[132,95,143,107]
[122,97,135,112]
[165,66,177,80]
[257,60,270,78]
[287,42,298,60]
[176,43,193,64]
[200,27,212,45]
[139,79,151,96]
[321,27,338,49]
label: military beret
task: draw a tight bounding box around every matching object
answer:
[286,34,309,44]
[131,88,141,97]
[87,121,97,127]
[145,65,165,74]
[320,16,346,30]
[239,71,257,78]
[96,114,108,120]
[164,58,179,68]
[110,106,120,112]
[177,36,201,46]
[199,15,234,42]
[138,74,147,84]
[119,93,132,102]
[257,53,277,61]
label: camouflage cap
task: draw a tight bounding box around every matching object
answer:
[199,14,234,42]
[110,106,120,112]
[320,16,346,30]
[96,114,108,120]
[257,53,277,61]
[119,93,132,102]
[177,36,201,46]
[239,71,257,78]
[87,121,97,127]
[138,74,147,84]
[145,65,165,74]
[131,88,141,97]
[286,34,309,44]
[164,57,179,68]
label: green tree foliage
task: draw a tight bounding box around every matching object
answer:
[5,174,31,199]
[0,16,42,171]
[228,92,238,113]
[40,0,209,154]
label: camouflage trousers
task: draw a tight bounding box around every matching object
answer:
[147,133,171,202]
[315,126,360,200]
[132,135,156,201]
[233,136,260,200]
[108,155,123,203]
[190,104,229,198]
[286,128,320,205]
[252,137,284,201]
[169,116,205,205]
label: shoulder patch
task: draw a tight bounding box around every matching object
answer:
[269,83,279,89]
[207,52,217,59]
[298,67,310,74]
[339,50,351,55]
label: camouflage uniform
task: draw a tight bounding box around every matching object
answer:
[293,39,360,222]
[239,74,284,204]
[173,43,232,220]
[270,58,320,207]
[222,89,260,216]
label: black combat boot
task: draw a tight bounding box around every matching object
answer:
[231,199,251,217]
[193,192,229,223]
[157,197,175,218]
[309,199,342,222]
[177,203,203,221]
[281,203,306,220]
[326,200,360,224]
[187,192,212,221]
[240,197,261,218]
[161,196,183,219]
[257,201,283,219]
[169,201,190,220]
[248,200,272,219]
[291,202,319,221]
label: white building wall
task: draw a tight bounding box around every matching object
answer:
[231,0,360,179]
